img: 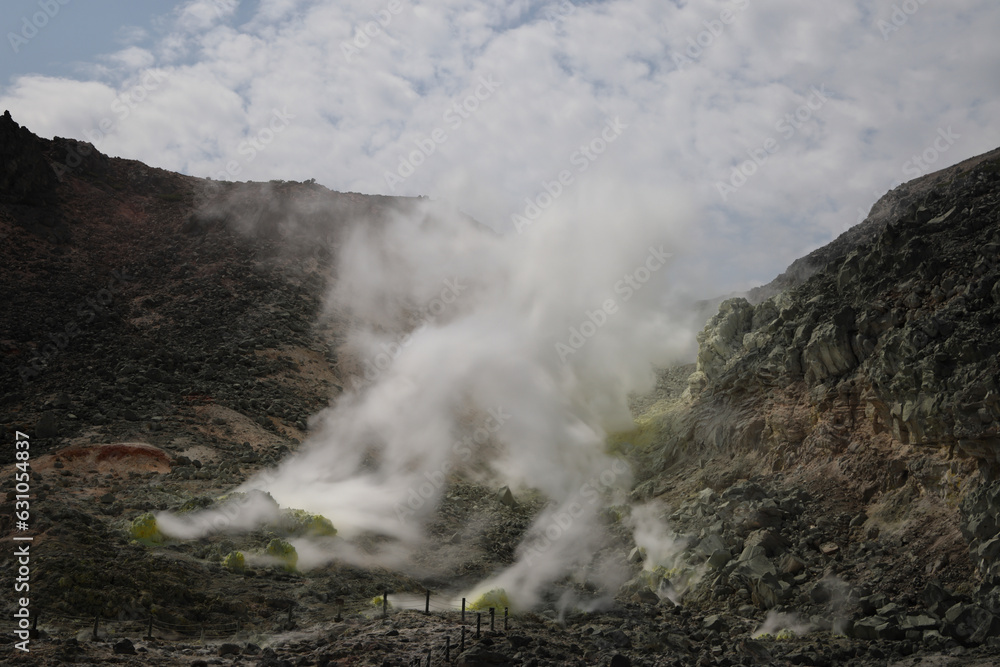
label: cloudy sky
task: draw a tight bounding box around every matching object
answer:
[3,0,999,293]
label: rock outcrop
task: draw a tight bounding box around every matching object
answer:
[685,152,1000,471]
[0,109,58,205]
[632,147,1000,649]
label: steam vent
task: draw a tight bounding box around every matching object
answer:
[2,3,1000,664]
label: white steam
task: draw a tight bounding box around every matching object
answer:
[629,502,690,571]
[162,181,696,605]
[752,610,814,639]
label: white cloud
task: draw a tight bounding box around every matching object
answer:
[116,25,150,46]
[102,46,156,71]
[2,0,999,291]
[176,0,238,32]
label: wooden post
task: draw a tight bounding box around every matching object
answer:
[287,603,294,625]
[335,597,344,622]
[382,591,388,618]
[146,616,153,640]
[200,624,205,642]
[489,607,495,632]
[476,613,481,638]
[460,626,465,652]
[426,648,431,666]
[425,589,430,615]
[461,598,466,623]
[504,607,508,632]
[93,615,99,640]
[29,613,39,639]
[445,635,451,662]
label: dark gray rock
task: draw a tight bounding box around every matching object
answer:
[218,642,240,656]
[35,410,60,438]
[113,638,136,655]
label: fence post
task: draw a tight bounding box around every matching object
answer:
[200,624,205,643]
[445,635,451,662]
[335,597,344,622]
[29,613,39,639]
[489,607,495,632]
[146,616,153,640]
[504,607,508,632]
[476,613,481,638]
[461,598,466,623]
[93,615,99,640]
[287,603,294,626]
[382,591,388,618]
[461,626,465,652]
[426,647,431,666]
[425,589,430,615]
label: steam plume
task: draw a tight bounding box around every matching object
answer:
[160,181,695,605]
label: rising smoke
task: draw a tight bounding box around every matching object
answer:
[158,180,696,607]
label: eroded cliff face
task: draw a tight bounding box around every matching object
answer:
[630,147,1000,631]
[688,154,1000,470]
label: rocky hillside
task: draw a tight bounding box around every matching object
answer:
[625,144,1000,656]
[745,146,1000,304]
[4,107,1000,666]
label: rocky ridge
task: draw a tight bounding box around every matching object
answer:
[624,145,1000,656]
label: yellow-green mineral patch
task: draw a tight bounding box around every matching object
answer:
[129,513,164,545]
[278,508,337,537]
[222,551,245,573]
[265,538,298,571]
[469,588,511,611]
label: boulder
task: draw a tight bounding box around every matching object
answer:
[730,554,781,609]
[696,298,754,381]
[112,638,136,655]
[35,411,60,439]
[743,529,788,558]
[219,643,241,656]
[496,486,516,508]
[802,322,858,385]
[707,549,732,570]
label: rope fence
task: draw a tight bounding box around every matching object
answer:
[0,589,516,653]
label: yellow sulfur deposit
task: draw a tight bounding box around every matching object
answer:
[222,551,245,572]
[468,588,511,611]
[265,538,298,571]
[278,508,337,537]
[129,513,164,545]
